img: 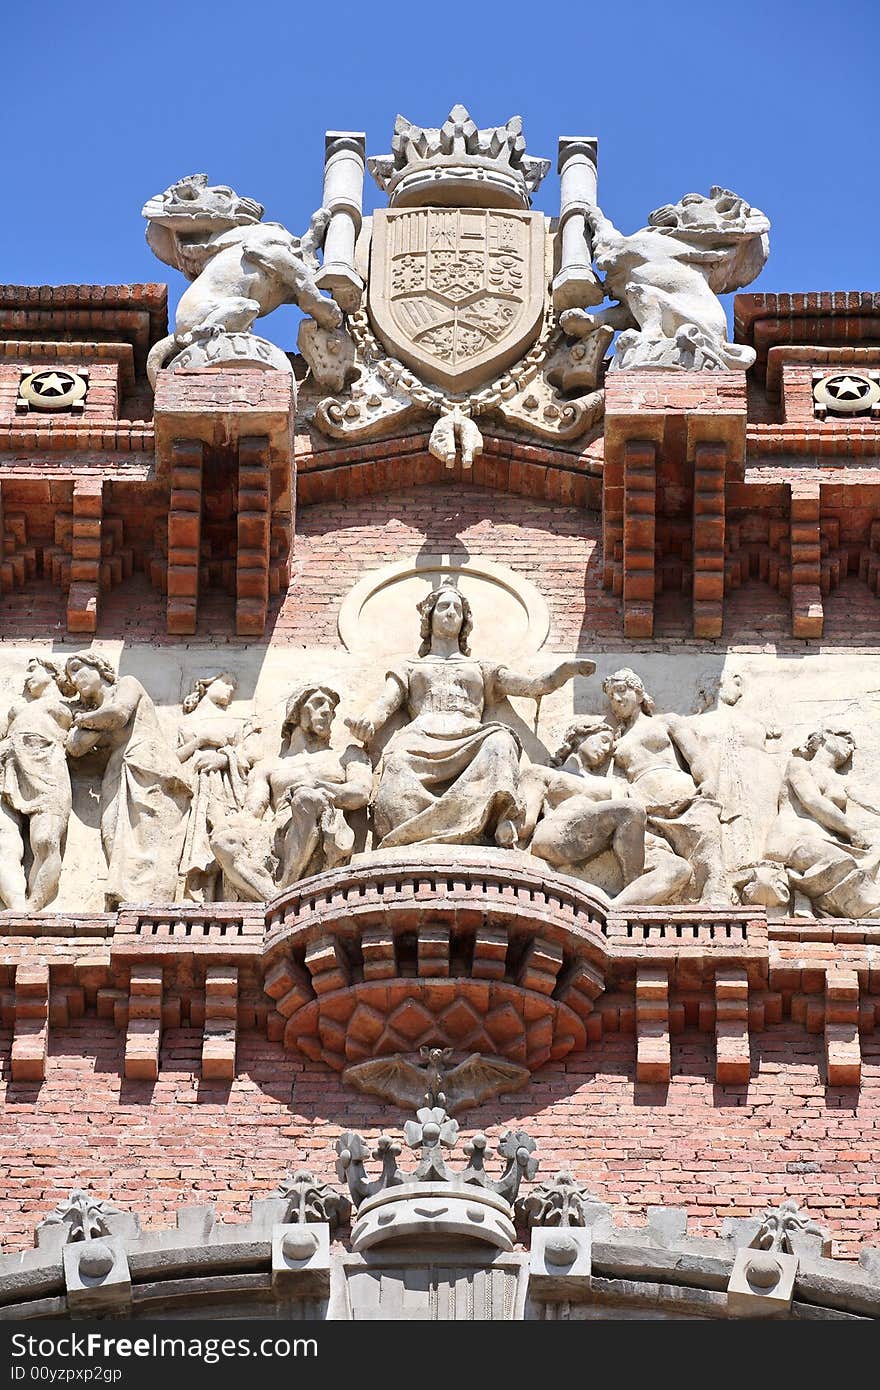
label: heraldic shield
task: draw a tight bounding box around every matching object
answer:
[368,207,547,393]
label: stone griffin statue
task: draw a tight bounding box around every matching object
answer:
[563,187,770,371]
[142,173,343,385]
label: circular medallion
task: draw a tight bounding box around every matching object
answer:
[19,369,87,412]
[813,373,880,416]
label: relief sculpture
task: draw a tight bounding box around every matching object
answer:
[210,684,371,901]
[519,716,690,906]
[63,653,192,908]
[176,673,255,903]
[3,637,880,924]
[0,659,72,910]
[345,581,594,851]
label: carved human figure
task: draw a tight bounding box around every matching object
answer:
[602,668,731,903]
[763,727,880,919]
[142,174,342,384]
[210,684,371,901]
[561,189,769,371]
[176,673,255,902]
[0,659,72,910]
[346,581,595,850]
[665,671,782,877]
[519,716,690,905]
[63,653,192,908]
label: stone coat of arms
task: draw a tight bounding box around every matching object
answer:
[369,207,546,393]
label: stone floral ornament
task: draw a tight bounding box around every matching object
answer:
[727,1199,828,1318]
[273,1169,351,1233]
[142,173,342,385]
[35,1189,124,1244]
[515,1170,599,1229]
[335,1105,538,1252]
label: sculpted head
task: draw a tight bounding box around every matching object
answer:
[282,684,340,745]
[182,672,237,715]
[693,670,743,712]
[23,657,60,699]
[738,861,791,913]
[417,581,473,656]
[602,668,655,723]
[63,652,117,704]
[648,188,768,237]
[142,173,263,234]
[797,726,855,770]
[554,716,615,770]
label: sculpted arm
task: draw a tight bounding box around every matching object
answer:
[334,747,373,811]
[346,675,407,745]
[666,715,714,792]
[244,762,273,819]
[496,658,596,700]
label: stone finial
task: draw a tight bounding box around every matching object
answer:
[35,1189,124,1245]
[272,1170,350,1234]
[367,105,550,209]
[334,1106,539,1208]
[515,1170,599,1228]
[750,1198,826,1255]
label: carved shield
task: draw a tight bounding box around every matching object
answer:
[368,208,547,393]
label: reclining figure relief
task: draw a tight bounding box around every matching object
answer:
[518,715,690,906]
[747,727,880,920]
[142,174,342,384]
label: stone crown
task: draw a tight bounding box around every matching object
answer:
[367,105,550,210]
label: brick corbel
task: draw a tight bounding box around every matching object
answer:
[10,964,49,1081]
[125,965,163,1081]
[635,967,670,1083]
[824,967,860,1086]
[790,479,823,638]
[714,968,751,1084]
[202,966,239,1081]
[67,477,103,633]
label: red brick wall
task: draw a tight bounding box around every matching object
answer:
[0,1021,876,1260]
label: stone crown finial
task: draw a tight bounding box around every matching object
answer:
[368,105,550,210]
[335,1105,538,1207]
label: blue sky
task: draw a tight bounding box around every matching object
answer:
[3,0,878,346]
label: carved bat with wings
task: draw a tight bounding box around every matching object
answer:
[342,1049,529,1115]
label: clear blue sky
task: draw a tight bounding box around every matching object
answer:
[3,0,878,346]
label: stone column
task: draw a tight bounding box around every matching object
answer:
[552,137,602,311]
[316,131,367,312]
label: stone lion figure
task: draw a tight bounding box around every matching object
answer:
[142,173,342,384]
[562,187,770,371]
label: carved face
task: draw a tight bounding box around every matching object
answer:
[822,731,855,768]
[206,676,235,709]
[648,189,758,235]
[141,175,263,233]
[68,663,105,703]
[604,681,641,723]
[740,863,790,911]
[718,672,743,707]
[430,588,465,642]
[23,660,53,698]
[301,690,335,741]
[577,727,614,768]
